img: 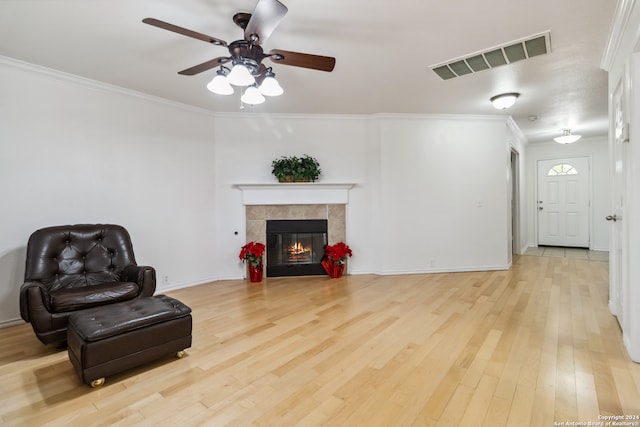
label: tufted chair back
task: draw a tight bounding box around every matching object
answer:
[20,224,156,345]
[25,224,136,290]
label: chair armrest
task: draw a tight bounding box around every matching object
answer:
[19,281,48,323]
[122,265,156,297]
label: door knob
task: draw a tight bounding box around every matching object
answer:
[606,214,617,222]
[538,206,543,211]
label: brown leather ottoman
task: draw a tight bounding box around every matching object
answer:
[67,295,192,387]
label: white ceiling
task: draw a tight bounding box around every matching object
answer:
[0,0,617,143]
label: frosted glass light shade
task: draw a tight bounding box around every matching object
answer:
[241,86,265,105]
[207,74,234,95]
[227,64,255,86]
[490,92,520,109]
[554,129,582,144]
[259,76,284,96]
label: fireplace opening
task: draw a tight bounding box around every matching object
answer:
[266,219,327,277]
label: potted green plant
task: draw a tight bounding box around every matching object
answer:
[271,155,321,182]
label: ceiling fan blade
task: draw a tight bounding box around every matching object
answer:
[178,57,231,76]
[244,0,288,45]
[268,49,336,72]
[142,18,227,47]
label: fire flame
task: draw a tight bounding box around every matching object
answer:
[288,241,311,260]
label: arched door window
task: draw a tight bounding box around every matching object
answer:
[547,163,578,176]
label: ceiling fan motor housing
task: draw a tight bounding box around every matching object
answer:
[228,40,264,74]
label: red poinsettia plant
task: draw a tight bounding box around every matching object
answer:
[239,242,266,267]
[324,242,353,265]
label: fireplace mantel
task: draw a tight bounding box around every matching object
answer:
[234,183,355,205]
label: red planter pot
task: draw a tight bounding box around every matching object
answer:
[248,264,263,282]
[322,259,345,278]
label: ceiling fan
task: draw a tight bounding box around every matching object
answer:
[142,0,335,104]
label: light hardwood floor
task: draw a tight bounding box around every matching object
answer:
[2,255,639,426]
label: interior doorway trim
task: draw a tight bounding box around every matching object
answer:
[510,148,521,257]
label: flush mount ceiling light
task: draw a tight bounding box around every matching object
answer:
[490,92,520,109]
[554,128,582,144]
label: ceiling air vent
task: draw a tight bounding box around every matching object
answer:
[430,32,551,80]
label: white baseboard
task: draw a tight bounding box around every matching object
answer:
[157,275,242,293]
[349,264,512,276]
[0,318,25,329]
[623,332,640,363]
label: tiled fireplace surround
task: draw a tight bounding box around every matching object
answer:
[236,184,354,276]
[246,204,346,247]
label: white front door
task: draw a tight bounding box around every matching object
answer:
[537,157,590,247]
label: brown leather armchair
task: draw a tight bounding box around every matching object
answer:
[19,224,156,345]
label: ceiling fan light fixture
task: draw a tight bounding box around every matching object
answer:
[259,70,283,96]
[241,85,266,105]
[554,128,582,144]
[490,92,520,110]
[227,62,256,86]
[207,69,234,95]
[142,0,336,109]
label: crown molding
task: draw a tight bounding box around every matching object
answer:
[212,111,369,120]
[1,54,523,125]
[0,55,215,116]
[601,0,637,71]
[368,112,509,122]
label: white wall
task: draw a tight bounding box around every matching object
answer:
[374,115,513,273]
[211,113,374,277]
[0,56,518,326]
[524,137,610,250]
[212,113,515,276]
[0,58,219,325]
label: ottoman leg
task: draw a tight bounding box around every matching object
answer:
[177,350,186,358]
[90,377,105,388]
